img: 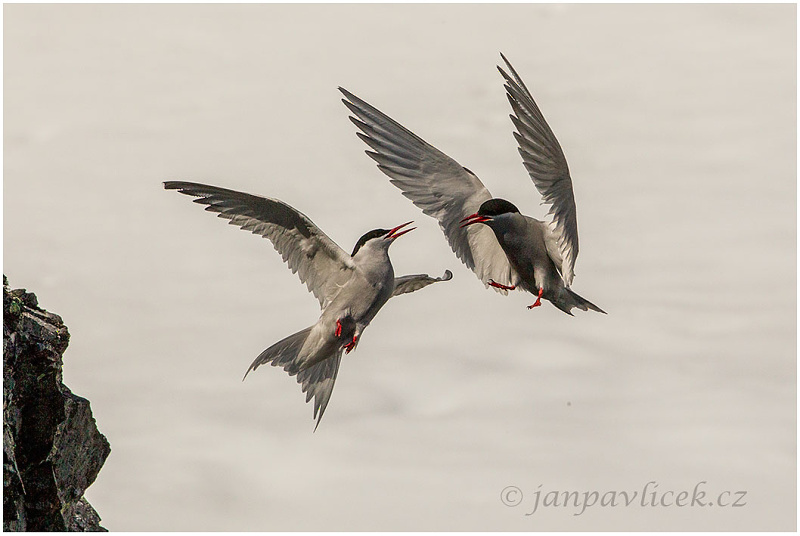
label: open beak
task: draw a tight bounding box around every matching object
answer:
[459,213,492,228]
[385,221,415,240]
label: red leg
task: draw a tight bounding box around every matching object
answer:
[343,334,358,354]
[527,288,544,309]
[488,279,516,291]
[334,319,343,338]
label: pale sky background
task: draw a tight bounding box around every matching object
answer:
[3,3,796,531]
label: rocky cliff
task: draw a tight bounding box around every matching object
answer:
[3,276,110,531]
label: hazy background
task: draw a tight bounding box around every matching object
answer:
[4,4,795,531]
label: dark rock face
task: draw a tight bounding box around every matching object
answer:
[3,276,110,531]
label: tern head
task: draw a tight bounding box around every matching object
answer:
[459,199,520,228]
[351,221,415,256]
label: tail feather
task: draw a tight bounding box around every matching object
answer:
[244,327,313,378]
[553,288,606,315]
[299,354,343,431]
[244,327,343,429]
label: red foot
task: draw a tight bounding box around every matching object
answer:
[488,279,516,291]
[343,335,358,354]
[527,288,544,309]
[335,319,343,338]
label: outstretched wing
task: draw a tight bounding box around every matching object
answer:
[165,181,356,307]
[498,54,579,286]
[340,88,519,293]
[392,269,453,297]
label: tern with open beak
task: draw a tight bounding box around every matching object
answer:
[340,54,604,315]
[164,181,452,428]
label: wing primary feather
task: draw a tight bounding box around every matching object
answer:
[164,181,356,306]
[496,55,580,286]
[340,88,521,292]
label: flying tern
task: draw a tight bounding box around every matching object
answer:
[164,181,452,428]
[340,54,604,315]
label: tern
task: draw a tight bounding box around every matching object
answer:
[340,54,604,315]
[164,181,452,428]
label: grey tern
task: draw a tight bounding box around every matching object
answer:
[164,181,452,428]
[340,54,604,315]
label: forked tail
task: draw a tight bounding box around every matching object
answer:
[553,288,606,316]
[244,327,342,430]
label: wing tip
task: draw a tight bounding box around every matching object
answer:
[164,180,189,191]
[339,87,366,111]
[164,181,211,199]
[313,407,324,432]
[497,52,518,83]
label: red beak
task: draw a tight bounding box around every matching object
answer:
[459,213,492,228]
[386,221,415,240]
